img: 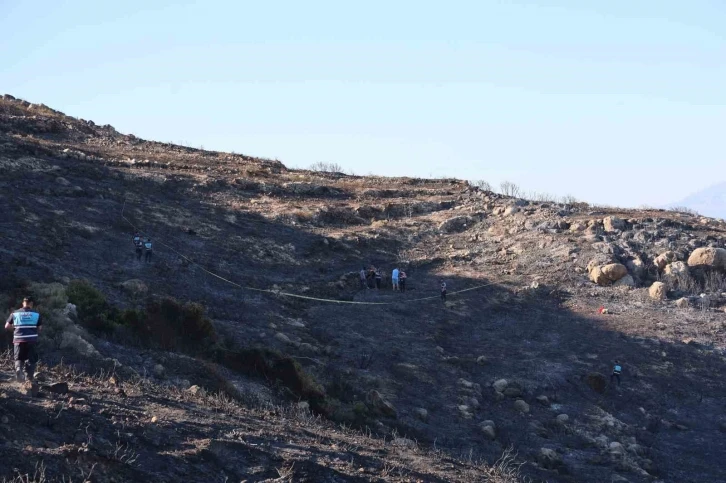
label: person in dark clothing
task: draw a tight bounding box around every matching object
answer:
[440,280,447,303]
[359,267,367,289]
[375,269,382,289]
[367,267,376,289]
[5,296,42,382]
[399,270,407,292]
[144,238,153,262]
[133,232,143,261]
[611,360,622,386]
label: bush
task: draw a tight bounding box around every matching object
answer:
[66,279,118,334]
[470,179,492,191]
[309,161,344,173]
[140,297,216,352]
[499,181,522,197]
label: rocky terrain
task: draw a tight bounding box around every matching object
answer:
[1,94,726,482]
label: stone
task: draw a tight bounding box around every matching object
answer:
[536,395,550,406]
[458,378,475,389]
[503,206,519,216]
[556,414,569,423]
[120,279,148,297]
[1,416,8,424]
[613,274,635,288]
[687,247,726,271]
[188,385,205,396]
[538,448,562,469]
[480,423,496,440]
[45,382,69,395]
[664,261,688,277]
[649,282,667,301]
[476,355,488,365]
[675,297,690,308]
[438,216,472,233]
[503,386,522,398]
[274,332,292,344]
[297,401,310,411]
[609,441,625,455]
[626,258,645,278]
[513,399,530,413]
[414,408,429,422]
[654,251,677,270]
[601,263,628,282]
[570,222,586,232]
[603,216,625,232]
[153,364,166,378]
[492,379,508,392]
[589,266,609,286]
[56,176,71,186]
[151,416,159,423]
[367,390,397,418]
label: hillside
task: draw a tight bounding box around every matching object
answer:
[668,181,726,220]
[2,94,726,483]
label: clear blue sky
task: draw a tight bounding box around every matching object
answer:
[2,0,724,207]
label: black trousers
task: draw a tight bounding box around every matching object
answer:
[611,373,621,385]
[400,279,406,292]
[14,343,38,379]
[136,248,143,260]
[145,251,153,262]
[441,290,447,302]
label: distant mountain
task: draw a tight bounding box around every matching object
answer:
[669,181,726,220]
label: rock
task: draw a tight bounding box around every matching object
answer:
[556,414,569,423]
[60,332,101,358]
[570,222,586,232]
[675,297,690,308]
[438,216,472,233]
[513,399,530,413]
[476,355,488,365]
[654,251,677,270]
[536,395,550,406]
[297,401,310,411]
[609,441,625,456]
[626,258,645,278]
[188,385,206,396]
[503,386,522,398]
[538,448,562,469]
[274,332,292,344]
[153,364,166,378]
[45,382,69,395]
[589,266,609,285]
[1,416,9,424]
[603,216,625,232]
[664,261,688,277]
[458,405,473,419]
[649,282,667,301]
[601,263,628,282]
[414,408,429,422]
[687,247,726,271]
[151,416,159,423]
[479,424,497,441]
[56,176,71,186]
[613,274,635,288]
[120,279,148,297]
[503,206,519,216]
[492,379,508,392]
[458,378,475,389]
[367,390,397,418]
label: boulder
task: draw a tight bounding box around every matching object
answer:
[538,448,562,469]
[188,385,206,396]
[438,216,472,233]
[603,216,625,232]
[120,279,148,297]
[536,395,550,406]
[601,263,628,282]
[503,206,519,216]
[153,364,166,378]
[589,266,609,285]
[492,379,509,392]
[609,441,625,456]
[56,177,71,187]
[664,261,689,277]
[626,258,645,278]
[613,274,635,288]
[649,282,667,301]
[414,408,429,422]
[503,386,523,398]
[675,297,690,308]
[274,332,292,344]
[654,251,677,270]
[513,399,530,413]
[556,414,569,423]
[687,247,726,271]
[480,422,496,440]
[367,390,397,418]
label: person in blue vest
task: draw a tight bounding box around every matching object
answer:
[144,238,153,262]
[133,232,143,261]
[4,296,42,382]
[611,360,622,386]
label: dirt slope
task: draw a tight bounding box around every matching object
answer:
[2,94,726,483]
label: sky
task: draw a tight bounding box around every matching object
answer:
[2,0,725,207]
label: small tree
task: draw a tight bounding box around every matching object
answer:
[309,161,345,173]
[499,181,521,197]
[470,180,492,191]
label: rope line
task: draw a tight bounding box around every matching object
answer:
[121,200,501,305]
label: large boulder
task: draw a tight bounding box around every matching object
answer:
[649,281,667,301]
[367,390,397,418]
[613,274,636,288]
[626,258,645,278]
[438,216,473,233]
[664,261,689,277]
[538,448,563,469]
[589,266,609,285]
[687,247,726,271]
[601,263,628,282]
[603,216,625,232]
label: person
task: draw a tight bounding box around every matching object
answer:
[367,267,376,289]
[392,267,400,291]
[359,267,367,289]
[375,269,382,290]
[399,270,407,292]
[133,232,143,261]
[611,360,622,386]
[5,296,42,382]
[440,280,447,302]
[144,238,153,262]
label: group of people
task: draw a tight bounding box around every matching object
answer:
[359,266,408,291]
[133,232,153,262]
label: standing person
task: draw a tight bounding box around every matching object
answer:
[359,267,367,289]
[392,267,400,291]
[144,238,153,262]
[367,266,376,289]
[375,268,382,290]
[611,360,622,386]
[399,270,407,292]
[5,296,42,383]
[133,232,143,261]
[440,280,447,303]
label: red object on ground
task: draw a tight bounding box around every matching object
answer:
[598,306,606,314]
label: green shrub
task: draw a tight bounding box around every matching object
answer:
[66,279,118,334]
[141,297,216,352]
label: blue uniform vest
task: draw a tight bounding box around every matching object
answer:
[12,309,40,343]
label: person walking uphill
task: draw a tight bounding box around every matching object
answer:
[392,267,400,291]
[5,296,42,383]
[611,360,622,386]
[359,267,368,289]
[133,231,143,261]
[440,280,447,303]
[144,238,153,262]
[399,270,407,292]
